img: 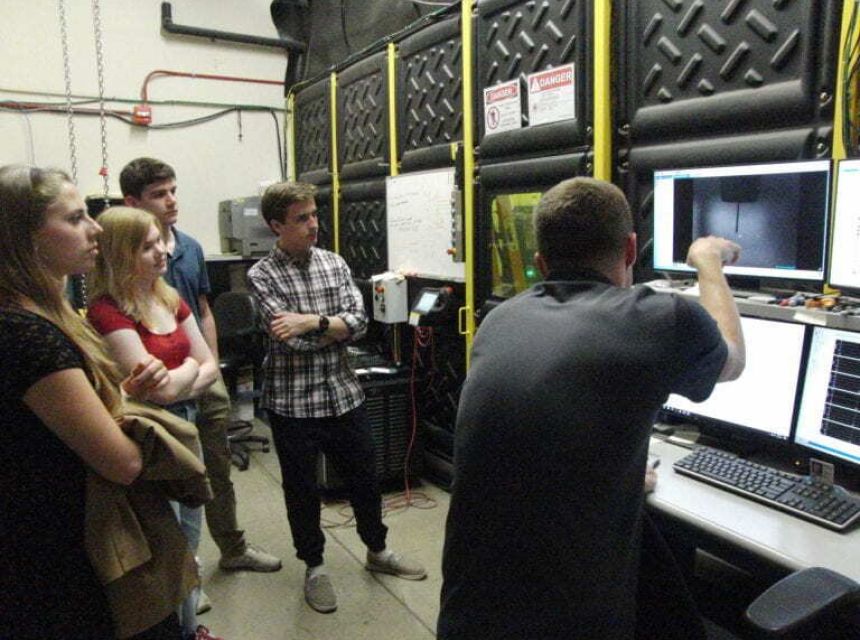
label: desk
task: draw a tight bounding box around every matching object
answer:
[647,437,860,583]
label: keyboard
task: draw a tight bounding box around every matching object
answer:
[673,447,860,532]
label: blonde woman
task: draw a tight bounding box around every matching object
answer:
[88,207,217,409]
[87,206,218,640]
[0,165,177,638]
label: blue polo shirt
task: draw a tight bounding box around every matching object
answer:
[165,227,210,326]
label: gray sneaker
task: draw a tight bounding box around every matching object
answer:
[304,572,337,613]
[218,545,282,572]
[365,550,427,580]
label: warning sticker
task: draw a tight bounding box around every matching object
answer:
[483,79,521,135]
[527,63,576,126]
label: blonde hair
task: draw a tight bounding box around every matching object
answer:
[0,164,122,414]
[89,206,181,329]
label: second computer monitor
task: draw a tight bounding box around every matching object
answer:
[828,158,860,292]
[795,326,860,469]
[663,315,807,444]
[653,160,831,285]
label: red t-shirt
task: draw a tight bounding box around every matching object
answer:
[88,296,193,370]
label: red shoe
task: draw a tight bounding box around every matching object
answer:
[195,625,224,640]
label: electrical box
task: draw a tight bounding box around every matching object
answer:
[370,272,408,324]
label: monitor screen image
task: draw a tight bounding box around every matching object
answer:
[653,160,831,283]
[662,315,807,442]
[795,326,860,468]
[828,159,860,291]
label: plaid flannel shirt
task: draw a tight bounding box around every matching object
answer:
[247,245,367,418]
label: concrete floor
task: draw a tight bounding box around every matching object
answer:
[196,423,449,640]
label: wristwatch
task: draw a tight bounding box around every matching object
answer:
[318,315,330,333]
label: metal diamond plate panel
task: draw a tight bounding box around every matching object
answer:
[477,0,590,157]
[415,326,465,437]
[338,53,389,180]
[617,0,839,142]
[398,17,463,169]
[314,186,334,251]
[294,77,332,182]
[340,197,387,280]
[615,0,840,282]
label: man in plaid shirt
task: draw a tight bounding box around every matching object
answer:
[248,182,426,614]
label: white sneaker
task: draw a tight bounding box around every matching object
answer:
[366,550,427,580]
[218,544,282,572]
[196,589,212,615]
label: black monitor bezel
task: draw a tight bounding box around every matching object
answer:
[792,324,860,474]
[651,159,833,291]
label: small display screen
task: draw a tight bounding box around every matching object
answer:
[413,290,439,314]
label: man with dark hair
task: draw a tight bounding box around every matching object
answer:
[248,181,426,614]
[438,177,744,639]
[119,158,282,604]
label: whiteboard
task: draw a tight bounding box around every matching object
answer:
[386,167,465,281]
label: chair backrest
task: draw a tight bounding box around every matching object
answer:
[212,291,259,340]
[212,291,265,371]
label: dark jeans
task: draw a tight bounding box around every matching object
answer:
[268,404,388,567]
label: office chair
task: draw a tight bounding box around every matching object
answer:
[212,291,270,471]
[699,567,859,640]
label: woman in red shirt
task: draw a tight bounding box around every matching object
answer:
[88,206,219,640]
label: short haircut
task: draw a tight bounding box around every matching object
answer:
[533,177,632,271]
[119,157,176,198]
[261,181,318,226]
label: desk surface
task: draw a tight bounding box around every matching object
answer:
[647,437,860,583]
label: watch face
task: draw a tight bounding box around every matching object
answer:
[319,315,329,331]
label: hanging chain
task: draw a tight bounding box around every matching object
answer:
[91,0,110,198]
[57,0,78,183]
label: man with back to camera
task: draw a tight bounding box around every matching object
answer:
[119,158,282,599]
[437,177,745,639]
[246,181,427,614]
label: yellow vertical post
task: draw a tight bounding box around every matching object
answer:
[593,0,612,180]
[330,73,340,254]
[462,0,476,367]
[834,0,859,160]
[387,42,403,362]
[388,42,400,177]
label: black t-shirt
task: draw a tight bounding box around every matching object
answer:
[0,310,114,639]
[438,274,727,640]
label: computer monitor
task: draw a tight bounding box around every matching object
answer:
[828,158,860,292]
[661,315,807,445]
[794,326,860,469]
[653,160,831,286]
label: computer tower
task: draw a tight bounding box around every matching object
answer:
[316,369,416,493]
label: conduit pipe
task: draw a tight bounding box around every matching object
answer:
[160,2,306,53]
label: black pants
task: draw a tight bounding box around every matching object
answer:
[635,511,707,640]
[268,404,388,567]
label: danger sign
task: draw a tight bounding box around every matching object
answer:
[527,63,576,126]
[483,79,521,134]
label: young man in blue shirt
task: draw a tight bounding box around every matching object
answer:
[120,158,282,605]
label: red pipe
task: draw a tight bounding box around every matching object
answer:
[141,69,284,102]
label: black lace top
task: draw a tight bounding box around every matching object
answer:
[0,309,113,638]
